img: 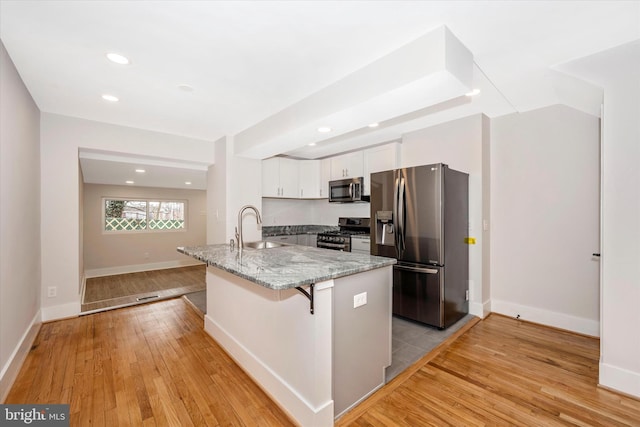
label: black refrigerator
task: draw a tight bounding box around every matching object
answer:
[370,163,469,329]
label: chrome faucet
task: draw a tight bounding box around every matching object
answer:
[236,205,262,253]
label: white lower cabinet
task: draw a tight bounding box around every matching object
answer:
[350,236,371,254]
[297,233,317,247]
[265,234,317,247]
[265,235,298,245]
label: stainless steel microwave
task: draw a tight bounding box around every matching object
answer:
[329,177,370,203]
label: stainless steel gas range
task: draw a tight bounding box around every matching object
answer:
[317,217,370,253]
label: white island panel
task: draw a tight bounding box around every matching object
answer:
[205,267,335,426]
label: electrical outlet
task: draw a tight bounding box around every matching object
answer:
[47,286,57,298]
[353,292,367,308]
[144,252,150,259]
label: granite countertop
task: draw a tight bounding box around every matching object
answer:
[177,244,396,290]
[261,225,338,237]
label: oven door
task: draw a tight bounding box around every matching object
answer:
[317,241,347,251]
[317,234,349,251]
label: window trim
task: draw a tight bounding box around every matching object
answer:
[102,197,188,234]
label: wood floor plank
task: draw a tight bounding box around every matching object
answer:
[82,265,206,312]
[7,298,295,426]
[337,313,640,427]
[9,300,640,426]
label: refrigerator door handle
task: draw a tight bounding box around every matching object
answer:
[398,175,406,252]
[393,172,400,253]
[394,264,439,274]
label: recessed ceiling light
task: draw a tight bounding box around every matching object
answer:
[135,169,146,173]
[178,84,195,92]
[317,126,332,133]
[125,180,134,184]
[465,89,481,97]
[106,53,130,65]
[368,122,379,128]
[102,94,119,102]
[185,181,192,185]
[308,142,317,146]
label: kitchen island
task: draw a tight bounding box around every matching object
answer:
[177,244,396,426]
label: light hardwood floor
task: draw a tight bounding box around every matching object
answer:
[82,265,206,312]
[7,298,294,426]
[337,314,640,426]
[7,300,640,426]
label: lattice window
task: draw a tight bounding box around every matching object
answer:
[104,199,186,232]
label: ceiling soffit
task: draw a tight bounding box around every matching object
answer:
[234,26,473,160]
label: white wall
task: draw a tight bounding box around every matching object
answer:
[208,136,262,245]
[596,44,640,398]
[401,114,487,317]
[490,105,600,336]
[262,198,369,226]
[82,184,206,275]
[207,137,228,244]
[40,114,214,321]
[0,42,41,401]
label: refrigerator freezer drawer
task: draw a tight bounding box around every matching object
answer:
[392,264,443,328]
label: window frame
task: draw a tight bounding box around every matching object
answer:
[102,197,188,234]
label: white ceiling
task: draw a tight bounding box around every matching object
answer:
[1,1,638,187]
[79,149,208,190]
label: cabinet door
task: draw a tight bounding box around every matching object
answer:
[350,237,371,254]
[265,235,297,244]
[330,151,364,179]
[320,158,331,198]
[364,143,399,195]
[330,154,348,180]
[279,158,299,198]
[299,160,321,198]
[262,158,281,197]
[345,151,364,178]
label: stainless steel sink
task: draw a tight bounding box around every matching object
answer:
[243,241,285,249]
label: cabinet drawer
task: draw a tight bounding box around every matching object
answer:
[265,235,297,244]
[351,237,370,254]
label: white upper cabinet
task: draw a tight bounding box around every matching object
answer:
[299,160,321,199]
[262,157,299,198]
[363,143,400,195]
[330,151,364,180]
[262,157,280,197]
[320,158,331,198]
[263,145,398,199]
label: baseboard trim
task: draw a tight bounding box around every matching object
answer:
[0,310,42,403]
[41,301,81,322]
[84,259,205,278]
[470,299,491,319]
[204,315,334,427]
[599,362,640,399]
[491,299,599,337]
